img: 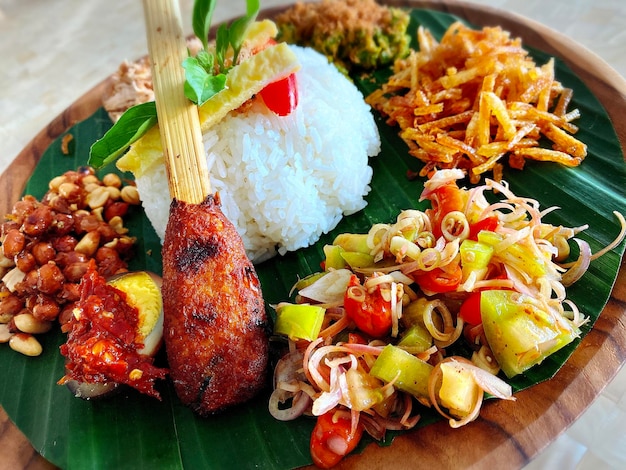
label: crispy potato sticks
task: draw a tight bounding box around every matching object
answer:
[366,22,587,182]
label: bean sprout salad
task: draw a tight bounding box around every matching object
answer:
[267,169,626,468]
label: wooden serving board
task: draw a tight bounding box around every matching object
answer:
[1,1,625,469]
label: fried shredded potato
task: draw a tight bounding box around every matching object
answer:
[366,22,587,182]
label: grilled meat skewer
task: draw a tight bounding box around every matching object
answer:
[162,194,268,414]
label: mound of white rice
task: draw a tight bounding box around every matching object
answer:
[137,45,380,263]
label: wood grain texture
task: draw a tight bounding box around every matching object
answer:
[1,1,625,469]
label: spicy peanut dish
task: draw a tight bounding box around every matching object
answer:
[1,0,625,469]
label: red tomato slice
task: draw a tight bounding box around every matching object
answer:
[343,275,393,338]
[411,265,462,293]
[254,38,299,116]
[259,73,298,116]
[468,215,499,240]
[426,183,465,238]
[459,291,482,325]
[458,269,510,325]
[310,411,364,469]
[432,183,465,215]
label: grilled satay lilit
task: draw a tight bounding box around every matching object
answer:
[142,0,268,414]
[162,194,268,414]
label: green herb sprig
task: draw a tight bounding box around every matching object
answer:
[89,101,157,169]
[183,0,259,106]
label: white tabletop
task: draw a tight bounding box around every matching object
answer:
[1,1,625,469]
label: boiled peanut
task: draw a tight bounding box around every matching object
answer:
[23,205,54,236]
[31,295,60,321]
[13,312,52,334]
[15,252,36,272]
[52,235,78,253]
[2,229,25,258]
[58,182,82,203]
[108,216,128,235]
[63,262,89,283]
[82,174,99,185]
[105,202,129,221]
[105,186,121,201]
[32,241,56,265]
[102,173,122,188]
[53,213,74,236]
[0,293,23,322]
[48,175,68,191]
[75,231,101,256]
[36,263,64,295]
[84,182,102,193]
[120,185,140,205]
[86,186,109,209]
[9,333,42,356]
[12,196,37,221]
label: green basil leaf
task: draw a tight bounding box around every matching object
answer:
[201,74,227,105]
[88,101,157,169]
[183,56,210,104]
[215,23,229,70]
[191,78,224,105]
[183,55,227,105]
[191,0,216,51]
[229,0,260,60]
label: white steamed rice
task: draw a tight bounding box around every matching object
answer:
[136,45,380,263]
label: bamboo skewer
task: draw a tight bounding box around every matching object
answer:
[142,0,211,204]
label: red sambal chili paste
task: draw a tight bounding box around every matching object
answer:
[59,262,167,399]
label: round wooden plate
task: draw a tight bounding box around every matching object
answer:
[1,1,625,469]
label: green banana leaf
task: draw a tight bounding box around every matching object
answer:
[1,8,625,470]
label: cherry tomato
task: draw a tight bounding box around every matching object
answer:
[432,183,465,214]
[259,73,298,116]
[459,291,482,324]
[468,215,499,240]
[343,275,393,338]
[427,183,465,237]
[411,264,462,293]
[310,411,364,469]
[459,270,510,325]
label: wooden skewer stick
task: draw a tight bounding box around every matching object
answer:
[142,0,211,204]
